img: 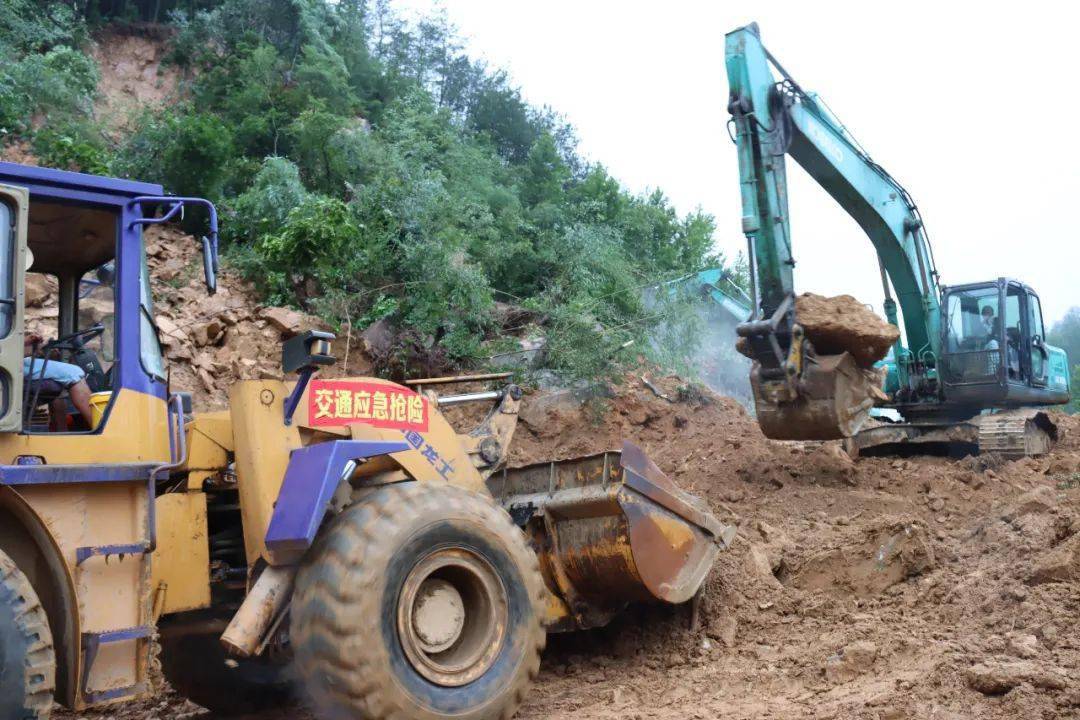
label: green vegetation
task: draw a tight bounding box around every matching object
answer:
[3,0,740,382]
[1049,307,1080,413]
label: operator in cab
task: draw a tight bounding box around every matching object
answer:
[23,331,95,430]
[981,306,1000,351]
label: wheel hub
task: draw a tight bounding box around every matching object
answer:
[412,578,465,652]
[397,548,508,687]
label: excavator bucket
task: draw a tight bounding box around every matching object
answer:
[489,441,734,631]
[753,352,885,441]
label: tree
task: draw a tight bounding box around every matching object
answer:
[1049,307,1080,368]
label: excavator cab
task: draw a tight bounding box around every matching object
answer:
[940,279,1070,407]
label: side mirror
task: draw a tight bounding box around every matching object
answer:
[281,330,336,427]
[282,330,336,375]
[201,235,217,295]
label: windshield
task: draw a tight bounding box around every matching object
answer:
[945,286,1000,352]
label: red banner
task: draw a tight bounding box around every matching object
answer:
[308,380,429,432]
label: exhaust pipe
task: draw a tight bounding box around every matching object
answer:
[220,565,296,657]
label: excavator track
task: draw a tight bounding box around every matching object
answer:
[974,410,1057,459]
[850,409,1058,459]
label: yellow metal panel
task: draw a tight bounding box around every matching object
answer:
[0,389,170,464]
[229,380,302,566]
[189,410,234,453]
[3,389,171,707]
[151,493,210,614]
[17,482,150,704]
[184,414,232,473]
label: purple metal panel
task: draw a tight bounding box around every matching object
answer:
[265,440,410,566]
[115,201,166,399]
[0,162,162,200]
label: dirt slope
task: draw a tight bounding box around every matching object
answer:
[508,377,1080,720]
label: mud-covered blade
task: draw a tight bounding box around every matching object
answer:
[494,441,733,630]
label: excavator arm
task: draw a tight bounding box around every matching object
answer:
[725,23,942,438]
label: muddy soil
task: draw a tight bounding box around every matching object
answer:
[58,372,1080,720]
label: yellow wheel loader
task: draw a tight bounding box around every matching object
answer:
[0,163,732,720]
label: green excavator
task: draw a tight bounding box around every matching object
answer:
[725,23,1071,457]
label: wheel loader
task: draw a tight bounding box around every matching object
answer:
[0,162,733,719]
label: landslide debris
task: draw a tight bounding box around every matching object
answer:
[795,292,900,367]
[53,366,1080,720]
[143,225,370,409]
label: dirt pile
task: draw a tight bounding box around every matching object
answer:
[796,292,900,367]
[505,378,1080,720]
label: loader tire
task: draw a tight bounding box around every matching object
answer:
[292,482,546,720]
[159,611,292,717]
[0,549,55,720]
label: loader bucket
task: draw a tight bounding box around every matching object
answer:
[753,352,883,441]
[490,441,734,631]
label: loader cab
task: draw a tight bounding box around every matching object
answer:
[940,278,1070,408]
[0,162,218,440]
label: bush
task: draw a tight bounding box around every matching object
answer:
[114,110,235,200]
[227,156,309,242]
[0,46,99,139]
[31,123,110,174]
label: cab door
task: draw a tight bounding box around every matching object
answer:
[1026,291,1049,387]
[0,184,28,431]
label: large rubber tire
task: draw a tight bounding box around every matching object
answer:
[292,483,546,720]
[0,549,55,720]
[159,612,292,717]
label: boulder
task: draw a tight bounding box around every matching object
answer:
[795,293,899,368]
[261,306,320,337]
[1028,533,1080,585]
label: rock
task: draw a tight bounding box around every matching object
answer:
[155,315,186,347]
[794,293,900,368]
[706,615,737,648]
[260,306,319,337]
[746,543,782,588]
[823,641,878,682]
[1027,533,1080,584]
[360,317,396,356]
[157,257,186,282]
[1005,632,1040,659]
[24,273,54,308]
[966,661,1068,695]
[193,320,224,347]
[197,368,216,394]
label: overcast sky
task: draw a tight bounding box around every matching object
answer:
[395,0,1079,327]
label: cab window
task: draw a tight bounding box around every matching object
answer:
[139,238,165,380]
[1028,294,1045,340]
[945,286,999,352]
[0,201,13,338]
